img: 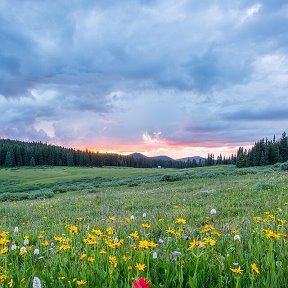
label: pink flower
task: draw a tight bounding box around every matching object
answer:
[133,277,151,288]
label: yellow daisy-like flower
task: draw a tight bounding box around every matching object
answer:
[129,231,139,240]
[88,257,95,263]
[8,279,14,287]
[176,218,186,224]
[109,255,117,268]
[91,229,103,236]
[201,224,215,233]
[251,263,260,274]
[230,266,244,275]
[108,216,115,221]
[100,249,107,254]
[80,253,87,261]
[166,228,176,234]
[69,225,78,234]
[141,223,150,229]
[106,227,114,235]
[135,263,146,271]
[204,238,216,246]
[76,279,86,286]
[138,240,157,249]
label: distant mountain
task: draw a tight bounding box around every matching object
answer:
[176,156,206,163]
[150,155,174,161]
[129,153,147,159]
[129,153,174,161]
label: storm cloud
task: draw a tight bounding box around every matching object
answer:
[1,0,288,157]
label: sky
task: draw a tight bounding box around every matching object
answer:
[1,0,288,159]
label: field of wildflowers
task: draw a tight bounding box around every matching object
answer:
[0,166,287,287]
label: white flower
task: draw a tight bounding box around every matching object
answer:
[33,277,42,288]
[24,238,29,245]
[14,226,19,233]
[152,251,158,259]
[210,209,217,215]
[142,213,147,218]
[130,215,135,220]
[20,246,27,253]
[114,237,119,243]
[34,248,40,255]
[234,235,241,241]
[11,244,17,250]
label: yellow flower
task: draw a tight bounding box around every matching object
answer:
[106,227,114,235]
[58,276,66,280]
[100,249,107,254]
[109,255,117,268]
[88,257,95,263]
[251,263,260,274]
[80,253,87,260]
[141,223,150,229]
[0,238,9,245]
[129,231,139,240]
[176,218,186,224]
[91,229,103,236]
[189,240,205,250]
[230,266,244,275]
[108,216,115,221]
[76,280,86,286]
[201,224,215,233]
[127,265,132,271]
[69,225,78,234]
[231,229,239,235]
[265,230,281,239]
[41,241,49,247]
[138,240,157,249]
[0,247,8,254]
[204,238,216,246]
[0,274,7,284]
[8,279,14,287]
[135,263,146,271]
[166,228,176,234]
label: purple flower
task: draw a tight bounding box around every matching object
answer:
[184,234,191,240]
[172,251,181,257]
[158,238,164,244]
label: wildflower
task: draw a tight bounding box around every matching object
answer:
[76,280,86,286]
[8,279,14,287]
[201,224,215,233]
[172,251,181,256]
[142,213,147,218]
[230,266,243,275]
[69,225,78,234]
[11,244,17,251]
[20,247,27,255]
[109,255,117,268]
[204,238,216,246]
[152,251,158,259]
[14,227,19,233]
[176,218,186,224]
[139,240,157,249]
[34,248,40,255]
[88,257,95,263]
[189,240,205,250]
[108,216,115,221]
[265,230,281,239]
[158,238,164,244]
[91,229,103,236]
[100,249,107,254]
[106,227,114,235]
[24,238,29,245]
[210,209,217,215]
[130,231,139,240]
[32,277,41,288]
[141,223,150,229]
[80,254,87,261]
[0,274,7,284]
[251,263,260,274]
[166,228,176,234]
[0,247,8,254]
[59,276,66,280]
[133,277,151,288]
[234,235,241,241]
[135,263,146,271]
[184,234,191,240]
[130,215,135,220]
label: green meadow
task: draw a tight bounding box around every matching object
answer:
[0,165,287,287]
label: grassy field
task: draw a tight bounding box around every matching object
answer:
[0,165,287,287]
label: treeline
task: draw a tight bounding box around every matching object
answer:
[0,139,200,169]
[236,132,288,168]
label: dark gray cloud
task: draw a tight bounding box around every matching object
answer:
[1,0,288,156]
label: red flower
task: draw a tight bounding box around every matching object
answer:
[133,277,151,288]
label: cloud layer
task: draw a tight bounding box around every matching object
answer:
[1,0,288,157]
